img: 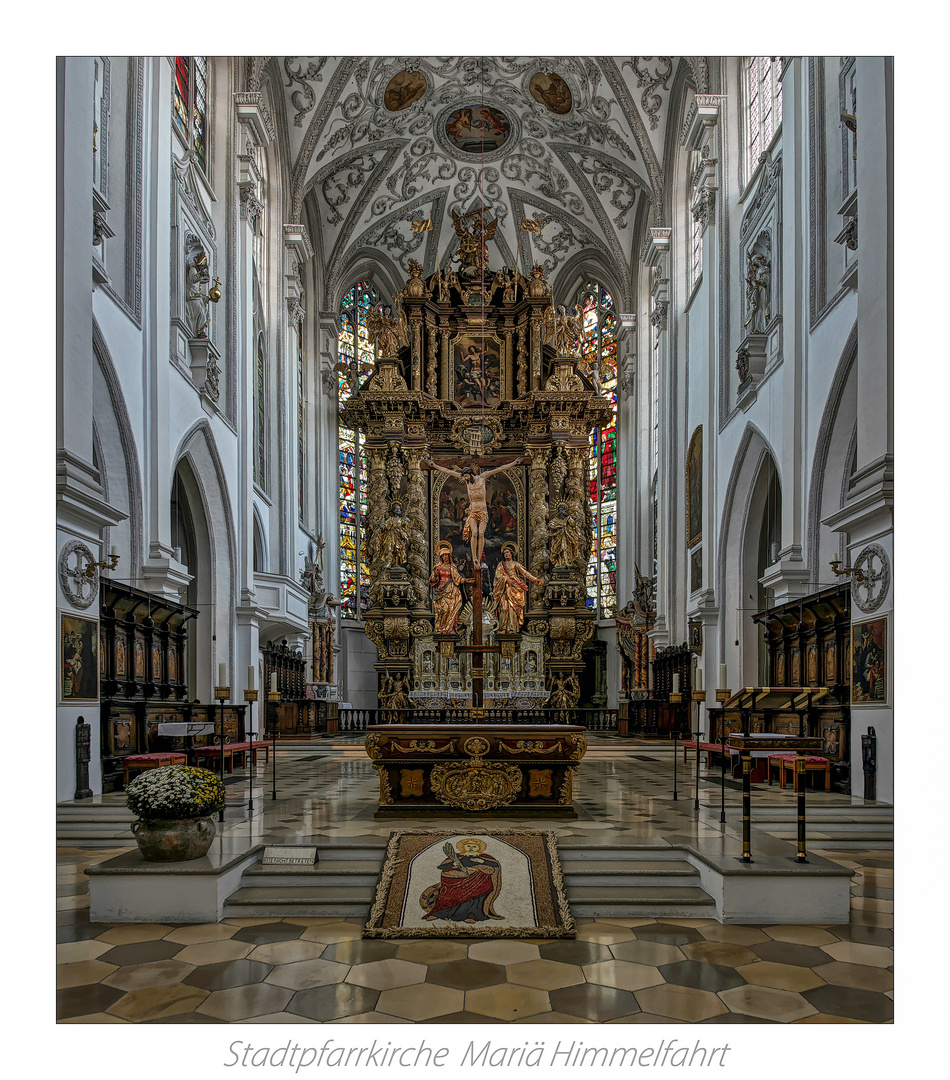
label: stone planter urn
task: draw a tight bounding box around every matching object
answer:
[131,817,216,862]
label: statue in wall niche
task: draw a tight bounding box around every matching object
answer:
[492,542,543,633]
[424,456,524,567]
[376,502,412,568]
[743,250,771,334]
[429,541,473,634]
[367,303,409,358]
[185,251,211,338]
[547,501,584,568]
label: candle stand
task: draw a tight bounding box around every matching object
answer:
[214,684,230,823]
[244,688,258,814]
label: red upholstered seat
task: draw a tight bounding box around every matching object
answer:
[122,752,187,785]
[768,753,831,792]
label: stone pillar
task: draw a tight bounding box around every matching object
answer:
[824,57,894,803]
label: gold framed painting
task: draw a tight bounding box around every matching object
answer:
[61,612,99,702]
[851,616,887,706]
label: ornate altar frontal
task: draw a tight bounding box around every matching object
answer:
[342,218,610,813]
[366,725,587,817]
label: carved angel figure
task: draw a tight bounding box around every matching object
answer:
[367,304,409,357]
[428,265,459,303]
[375,502,412,568]
[332,354,374,395]
[451,208,497,279]
[547,502,584,568]
[543,305,581,356]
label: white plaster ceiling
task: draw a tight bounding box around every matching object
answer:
[256,56,711,308]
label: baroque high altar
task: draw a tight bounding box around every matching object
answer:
[341,210,612,722]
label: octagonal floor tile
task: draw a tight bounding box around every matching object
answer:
[681,940,759,967]
[762,924,839,946]
[173,940,254,966]
[802,983,893,1023]
[468,940,540,965]
[96,924,175,945]
[57,960,119,989]
[231,922,304,945]
[57,983,126,1020]
[233,1012,319,1023]
[57,939,115,964]
[345,958,427,990]
[610,939,685,966]
[246,939,327,965]
[539,939,613,966]
[299,922,365,944]
[631,923,704,945]
[582,959,663,992]
[737,960,827,992]
[197,982,293,1021]
[103,959,195,992]
[466,982,551,1020]
[795,1013,868,1023]
[325,1011,412,1023]
[321,939,398,965]
[820,941,894,968]
[719,984,818,1022]
[506,958,585,990]
[288,982,379,1021]
[376,983,465,1020]
[549,982,641,1022]
[815,961,893,992]
[59,1012,131,1024]
[164,923,239,945]
[698,924,770,946]
[264,957,350,991]
[634,983,728,1022]
[658,959,746,992]
[426,958,506,990]
[574,923,636,945]
[183,959,274,991]
[98,939,184,966]
[749,940,834,967]
[108,983,210,1022]
[394,940,468,965]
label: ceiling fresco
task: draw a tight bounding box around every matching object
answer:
[248,57,712,308]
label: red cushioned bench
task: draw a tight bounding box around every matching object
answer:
[194,744,235,773]
[682,740,724,765]
[123,752,187,786]
[768,753,831,792]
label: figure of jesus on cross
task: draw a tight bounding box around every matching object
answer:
[423,456,524,568]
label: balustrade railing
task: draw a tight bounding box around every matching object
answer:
[336,707,617,732]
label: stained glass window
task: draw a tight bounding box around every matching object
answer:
[173,56,209,175]
[746,57,783,181]
[574,283,618,619]
[338,282,377,620]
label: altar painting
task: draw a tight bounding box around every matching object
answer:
[61,613,99,702]
[454,334,501,409]
[437,473,518,581]
[445,105,511,154]
[852,617,887,704]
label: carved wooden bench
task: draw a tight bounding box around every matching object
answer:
[768,753,831,792]
[123,752,187,786]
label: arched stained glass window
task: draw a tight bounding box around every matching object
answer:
[338,282,377,619]
[173,56,209,174]
[574,283,618,619]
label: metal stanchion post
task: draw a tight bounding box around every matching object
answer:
[267,689,280,800]
[692,689,706,813]
[244,689,258,814]
[796,748,809,863]
[716,690,730,824]
[669,692,682,801]
[214,684,230,823]
[740,750,753,862]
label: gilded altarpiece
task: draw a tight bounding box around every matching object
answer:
[342,251,609,811]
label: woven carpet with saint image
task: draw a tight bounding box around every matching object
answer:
[363,829,574,938]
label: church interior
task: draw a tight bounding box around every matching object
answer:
[53,54,895,1031]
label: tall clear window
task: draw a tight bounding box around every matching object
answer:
[745,56,783,180]
[338,282,377,620]
[574,283,618,619]
[173,56,209,173]
[651,314,660,475]
[689,208,703,288]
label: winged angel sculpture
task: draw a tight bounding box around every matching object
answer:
[451,208,498,279]
[543,304,582,357]
[366,304,409,358]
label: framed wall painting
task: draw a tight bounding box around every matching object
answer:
[686,425,703,547]
[453,332,502,409]
[851,616,887,705]
[432,469,523,582]
[61,612,99,702]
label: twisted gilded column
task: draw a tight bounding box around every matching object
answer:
[528,448,551,608]
[566,446,590,576]
[366,447,388,607]
[405,447,429,607]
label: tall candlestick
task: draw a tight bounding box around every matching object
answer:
[110,545,118,557]
[719,664,728,689]
[247,666,255,691]
[218,662,227,686]
[695,669,703,691]
[270,672,277,692]
[672,673,680,693]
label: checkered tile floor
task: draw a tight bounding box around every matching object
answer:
[57,738,892,1024]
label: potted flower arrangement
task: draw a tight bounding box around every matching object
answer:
[126,765,226,861]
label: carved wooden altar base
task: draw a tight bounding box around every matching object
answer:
[365,724,586,817]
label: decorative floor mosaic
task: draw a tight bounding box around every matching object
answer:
[56,738,893,1024]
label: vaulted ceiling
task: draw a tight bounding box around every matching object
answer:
[249,57,714,309]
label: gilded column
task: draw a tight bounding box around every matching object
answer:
[366,447,388,606]
[528,448,551,608]
[405,447,430,608]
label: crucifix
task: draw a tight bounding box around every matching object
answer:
[423,455,525,711]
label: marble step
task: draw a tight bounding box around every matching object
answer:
[567,885,716,919]
[557,845,685,862]
[562,860,699,888]
[240,862,381,889]
[222,885,376,918]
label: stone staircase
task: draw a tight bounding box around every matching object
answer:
[57,803,137,847]
[220,842,717,920]
[751,804,894,850]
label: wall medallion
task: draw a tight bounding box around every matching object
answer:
[851,543,890,614]
[59,540,99,609]
[384,70,427,112]
[528,72,572,114]
[444,104,511,155]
